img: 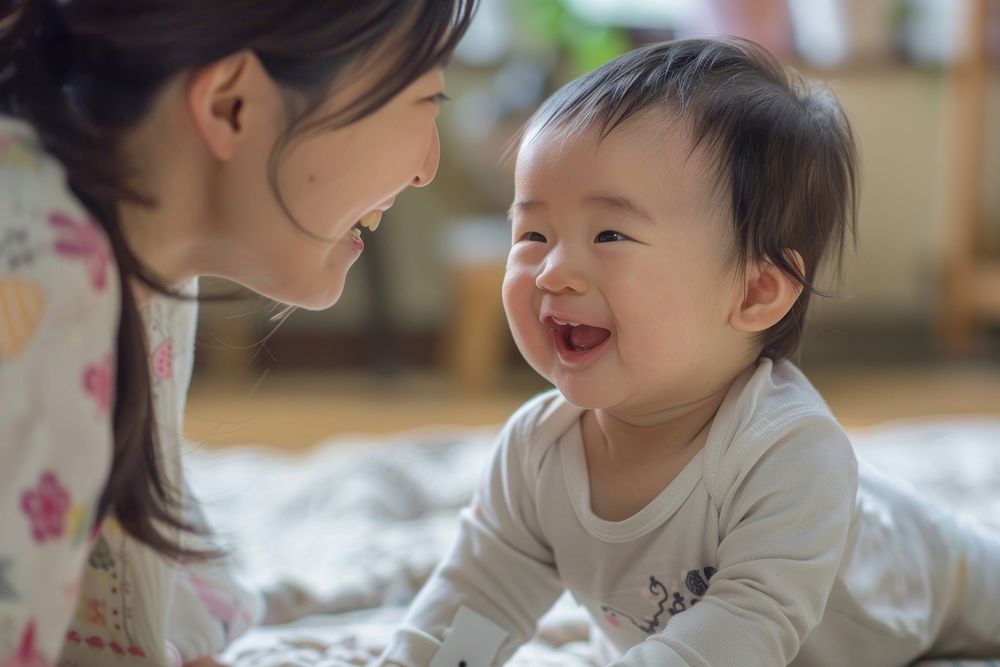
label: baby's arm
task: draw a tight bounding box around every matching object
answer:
[376,404,566,667]
[166,478,261,665]
[610,413,858,666]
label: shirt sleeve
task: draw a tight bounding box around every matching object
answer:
[0,132,120,665]
[609,409,859,667]
[377,402,567,667]
[166,478,261,663]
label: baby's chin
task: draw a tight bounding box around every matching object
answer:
[548,378,622,411]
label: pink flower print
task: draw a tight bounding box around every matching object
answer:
[48,212,111,291]
[152,339,172,380]
[84,598,107,627]
[20,471,70,543]
[0,620,53,667]
[82,354,113,415]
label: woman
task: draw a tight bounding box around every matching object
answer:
[0,1,477,665]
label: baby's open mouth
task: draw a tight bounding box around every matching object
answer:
[545,316,611,352]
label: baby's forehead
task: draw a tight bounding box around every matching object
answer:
[520,107,697,159]
[514,116,727,220]
[517,112,717,186]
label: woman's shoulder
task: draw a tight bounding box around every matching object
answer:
[0,115,121,366]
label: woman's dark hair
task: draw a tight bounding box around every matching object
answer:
[0,0,476,560]
[517,37,858,360]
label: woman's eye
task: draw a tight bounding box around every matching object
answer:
[430,92,451,104]
[594,230,630,243]
[519,231,546,243]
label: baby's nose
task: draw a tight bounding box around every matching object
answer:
[535,251,587,294]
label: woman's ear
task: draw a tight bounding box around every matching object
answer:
[729,250,805,333]
[185,51,268,161]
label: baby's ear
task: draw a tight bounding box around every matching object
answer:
[729,249,805,333]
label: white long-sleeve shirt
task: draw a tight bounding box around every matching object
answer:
[0,116,259,666]
[380,359,989,667]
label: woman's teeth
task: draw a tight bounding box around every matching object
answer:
[359,210,381,231]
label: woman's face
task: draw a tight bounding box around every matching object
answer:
[203,63,446,309]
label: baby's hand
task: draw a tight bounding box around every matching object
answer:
[182,658,228,667]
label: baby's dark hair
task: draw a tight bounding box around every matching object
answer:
[519,37,858,360]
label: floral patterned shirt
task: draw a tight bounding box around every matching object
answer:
[0,117,258,667]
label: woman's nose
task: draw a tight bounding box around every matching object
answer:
[535,249,588,294]
[411,124,441,188]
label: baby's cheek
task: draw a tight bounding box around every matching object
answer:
[501,275,530,322]
[621,327,682,370]
[507,314,538,360]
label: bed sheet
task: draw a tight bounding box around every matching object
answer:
[184,418,1000,667]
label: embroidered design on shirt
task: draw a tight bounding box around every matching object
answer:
[20,471,70,543]
[82,354,113,415]
[0,277,46,362]
[83,599,107,629]
[87,536,114,571]
[601,567,717,635]
[685,567,715,596]
[68,523,148,661]
[152,339,172,381]
[49,211,111,292]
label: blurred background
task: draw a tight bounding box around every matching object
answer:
[186,0,1000,450]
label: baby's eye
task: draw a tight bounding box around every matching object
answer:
[519,231,547,243]
[594,230,630,243]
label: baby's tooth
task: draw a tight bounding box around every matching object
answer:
[352,228,362,240]
[360,210,382,231]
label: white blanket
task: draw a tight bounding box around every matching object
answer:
[185,418,1000,667]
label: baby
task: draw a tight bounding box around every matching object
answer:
[378,38,1000,666]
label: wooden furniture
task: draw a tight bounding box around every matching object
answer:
[440,218,512,391]
[941,0,1000,352]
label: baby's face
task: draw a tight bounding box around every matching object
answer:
[504,116,747,414]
